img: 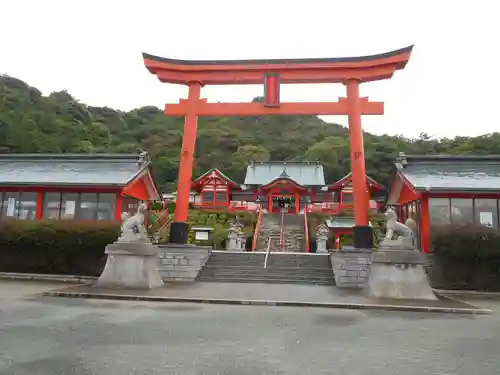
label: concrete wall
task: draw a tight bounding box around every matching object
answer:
[330,249,372,289]
[158,244,211,281]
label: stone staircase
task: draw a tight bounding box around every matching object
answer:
[256,213,306,252]
[197,251,335,285]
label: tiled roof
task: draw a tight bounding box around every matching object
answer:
[326,217,355,228]
[0,153,151,187]
[329,172,384,190]
[396,153,500,192]
[326,216,373,228]
[244,161,325,186]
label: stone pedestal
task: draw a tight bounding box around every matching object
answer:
[227,232,239,251]
[330,248,372,289]
[366,249,437,300]
[316,235,328,253]
[97,242,164,289]
[238,233,247,251]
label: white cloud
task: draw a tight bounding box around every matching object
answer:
[1,0,498,138]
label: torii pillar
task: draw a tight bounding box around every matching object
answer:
[346,79,372,248]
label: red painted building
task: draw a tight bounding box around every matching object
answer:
[191,161,384,215]
[191,168,241,209]
[386,153,500,253]
[329,172,384,210]
[0,153,161,222]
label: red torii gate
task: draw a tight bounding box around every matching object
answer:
[143,46,413,248]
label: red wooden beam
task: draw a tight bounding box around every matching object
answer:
[155,65,399,85]
[165,97,383,116]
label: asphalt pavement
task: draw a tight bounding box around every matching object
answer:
[0,280,499,375]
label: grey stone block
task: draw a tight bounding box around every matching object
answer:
[346,270,360,277]
[330,249,373,289]
[346,264,363,271]
[359,270,371,278]
[157,244,211,282]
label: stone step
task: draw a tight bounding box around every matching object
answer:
[198,276,335,285]
[206,262,330,268]
[198,267,333,277]
[205,262,331,268]
[198,251,334,285]
[201,268,333,276]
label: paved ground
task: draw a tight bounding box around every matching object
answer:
[0,280,499,375]
[46,281,479,310]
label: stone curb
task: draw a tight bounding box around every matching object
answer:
[42,290,493,315]
[0,272,96,284]
[434,289,500,297]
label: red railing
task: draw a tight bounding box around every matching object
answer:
[307,202,341,214]
[251,209,263,251]
[148,207,173,233]
[192,202,230,209]
[304,208,310,253]
[228,201,259,212]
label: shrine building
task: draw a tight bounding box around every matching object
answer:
[191,161,383,215]
[0,153,161,222]
[386,153,500,253]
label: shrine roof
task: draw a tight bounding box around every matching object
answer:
[244,161,325,186]
[192,168,240,188]
[326,217,355,229]
[396,153,500,192]
[330,172,384,191]
[0,153,152,187]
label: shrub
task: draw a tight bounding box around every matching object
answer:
[429,224,500,291]
[0,219,120,276]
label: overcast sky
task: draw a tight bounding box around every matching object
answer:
[1,0,498,139]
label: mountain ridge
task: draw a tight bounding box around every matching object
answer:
[1,74,499,191]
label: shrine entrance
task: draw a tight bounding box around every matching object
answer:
[271,195,297,214]
[143,46,413,248]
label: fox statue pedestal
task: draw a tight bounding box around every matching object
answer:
[97,202,164,289]
[366,207,436,300]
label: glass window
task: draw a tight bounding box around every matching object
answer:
[78,193,98,221]
[415,200,422,250]
[474,199,498,228]
[43,192,62,219]
[408,201,417,219]
[401,205,408,222]
[61,193,79,220]
[341,192,353,204]
[215,191,227,203]
[97,193,116,221]
[18,192,37,220]
[122,196,139,215]
[202,191,214,203]
[1,192,20,219]
[450,198,474,225]
[429,198,451,226]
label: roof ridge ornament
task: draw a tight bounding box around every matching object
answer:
[279,169,290,179]
[397,152,408,167]
[138,150,149,165]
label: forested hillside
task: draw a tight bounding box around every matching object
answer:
[2,74,499,192]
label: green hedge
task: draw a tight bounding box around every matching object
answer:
[0,220,120,276]
[429,225,500,291]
